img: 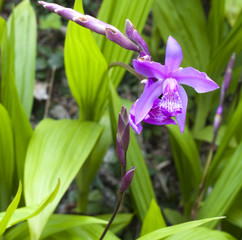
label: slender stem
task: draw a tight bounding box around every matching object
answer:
[192,136,216,219]
[108,61,145,81]
[99,192,124,240]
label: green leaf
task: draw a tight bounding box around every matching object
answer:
[0,182,22,236]
[165,226,236,240]
[208,99,242,184]
[140,199,166,236]
[24,119,103,239]
[76,111,112,212]
[1,10,33,183]
[225,0,242,26]
[207,0,225,51]
[0,104,14,211]
[96,213,133,234]
[95,0,154,87]
[163,208,186,225]
[0,17,6,45]
[8,0,37,119]
[0,180,59,229]
[137,217,225,240]
[109,81,155,220]
[153,0,209,70]
[39,13,61,30]
[197,143,242,228]
[168,125,201,217]
[64,0,108,122]
[41,214,107,239]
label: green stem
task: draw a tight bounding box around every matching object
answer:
[108,61,144,81]
[99,192,124,240]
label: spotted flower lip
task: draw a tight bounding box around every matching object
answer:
[130,36,219,134]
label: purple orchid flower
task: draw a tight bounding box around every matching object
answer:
[129,36,219,134]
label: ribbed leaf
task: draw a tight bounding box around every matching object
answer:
[7,0,36,118]
[64,0,108,122]
[153,0,209,70]
[165,227,236,240]
[0,181,59,230]
[140,199,166,236]
[0,16,6,44]
[109,81,155,220]
[225,0,242,26]
[137,217,224,240]
[0,182,22,236]
[24,119,103,239]
[76,111,112,212]
[95,0,153,87]
[197,143,242,228]
[1,12,33,182]
[0,104,14,211]
[168,125,201,217]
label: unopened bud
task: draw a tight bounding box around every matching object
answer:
[120,167,135,192]
[125,19,150,56]
[116,136,126,168]
[213,105,223,134]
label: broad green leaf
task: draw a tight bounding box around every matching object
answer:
[97,213,133,234]
[140,199,166,236]
[168,125,201,217]
[0,104,14,210]
[163,208,186,225]
[64,0,108,122]
[208,0,225,51]
[208,99,242,184]
[109,81,155,220]
[76,111,112,212]
[24,119,103,239]
[165,226,236,240]
[8,0,36,119]
[95,0,154,87]
[44,225,120,240]
[153,0,209,70]
[225,0,242,26]
[137,217,224,240]
[0,180,59,229]
[1,11,33,182]
[41,214,107,239]
[197,143,242,228]
[0,182,22,236]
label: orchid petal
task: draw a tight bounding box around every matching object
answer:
[144,116,176,125]
[128,101,142,134]
[165,36,183,73]
[133,60,166,79]
[176,85,188,134]
[135,80,163,124]
[174,67,219,93]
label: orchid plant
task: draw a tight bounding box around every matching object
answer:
[0,0,242,240]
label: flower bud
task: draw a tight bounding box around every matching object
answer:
[120,167,135,192]
[213,105,223,134]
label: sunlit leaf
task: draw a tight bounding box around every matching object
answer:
[0,182,22,235]
[64,0,108,122]
[137,217,225,240]
[0,16,6,44]
[165,226,236,240]
[24,119,103,239]
[0,104,14,211]
[140,199,166,236]
[1,11,33,183]
[0,180,59,229]
[7,0,36,118]
[225,0,242,26]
